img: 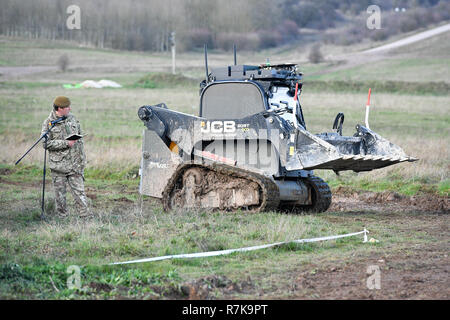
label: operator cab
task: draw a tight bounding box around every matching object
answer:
[201,63,305,127]
[268,86,305,129]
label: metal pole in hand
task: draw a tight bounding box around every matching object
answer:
[15,125,57,221]
[15,135,44,166]
[41,135,48,221]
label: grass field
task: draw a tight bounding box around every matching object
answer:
[0,35,449,299]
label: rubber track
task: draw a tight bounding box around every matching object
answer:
[162,161,280,212]
[285,175,332,213]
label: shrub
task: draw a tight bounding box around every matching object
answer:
[308,44,324,64]
[258,30,283,49]
[369,29,390,42]
[277,20,300,42]
[57,54,69,72]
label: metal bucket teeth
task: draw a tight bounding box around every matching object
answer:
[302,125,418,172]
[303,154,417,172]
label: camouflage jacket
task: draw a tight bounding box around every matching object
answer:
[41,111,86,175]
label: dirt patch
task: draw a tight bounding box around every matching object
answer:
[331,188,449,214]
[180,275,255,299]
[0,168,13,176]
[86,192,97,200]
[112,197,133,203]
[88,282,113,293]
[283,243,449,299]
[243,210,449,300]
[0,176,49,189]
[88,281,186,299]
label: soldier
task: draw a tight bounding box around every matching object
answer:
[41,96,91,217]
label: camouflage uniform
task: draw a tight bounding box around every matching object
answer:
[41,111,90,217]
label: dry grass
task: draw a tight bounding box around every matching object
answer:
[0,194,327,267]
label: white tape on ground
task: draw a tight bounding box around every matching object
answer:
[109,228,369,266]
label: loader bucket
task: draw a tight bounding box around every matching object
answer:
[287,125,417,172]
[139,130,182,197]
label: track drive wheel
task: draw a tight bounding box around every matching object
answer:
[280,176,331,214]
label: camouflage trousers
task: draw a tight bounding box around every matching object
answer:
[51,171,90,217]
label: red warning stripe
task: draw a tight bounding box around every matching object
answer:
[202,151,236,166]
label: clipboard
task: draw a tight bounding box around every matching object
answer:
[65,134,85,141]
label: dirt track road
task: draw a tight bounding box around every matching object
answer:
[0,65,57,80]
[310,23,450,77]
[363,23,450,54]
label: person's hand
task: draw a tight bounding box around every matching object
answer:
[68,140,76,148]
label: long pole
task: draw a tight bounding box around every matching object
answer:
[171,32,176,74]
[41,136,48,221]
[15,135,45,165]
[15,122,61,221]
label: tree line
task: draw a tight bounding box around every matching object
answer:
[0,0,448,52]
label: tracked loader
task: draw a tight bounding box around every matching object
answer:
[137,48,416,213]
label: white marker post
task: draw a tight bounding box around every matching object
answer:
[293,82,299,129]
[365,88,372,129]
[170,32,176,75]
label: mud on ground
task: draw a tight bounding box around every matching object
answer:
[331,187,449,214]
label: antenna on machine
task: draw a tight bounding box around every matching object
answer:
[233,44,237,65]
[204,44,209,82]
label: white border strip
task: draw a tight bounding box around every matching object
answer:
[109,229,369,266]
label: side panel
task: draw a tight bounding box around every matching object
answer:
[139,129,182,198]
[201,139,280,176]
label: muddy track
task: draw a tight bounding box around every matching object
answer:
[161,162,280,212]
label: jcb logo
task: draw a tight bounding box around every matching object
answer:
[201,121,236,133]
